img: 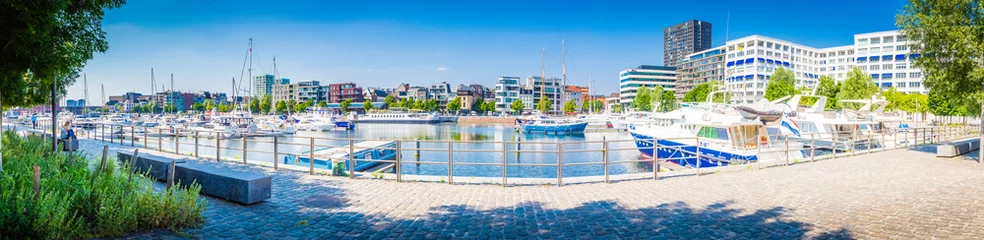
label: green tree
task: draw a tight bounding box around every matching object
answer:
[424,99,439,111]
[563,99,578,113]
[259,94,272,113]
[510,99,525,113]
[897,0,984,114]
[1,0,125,108]
[765,68,796,101]
[203,100,214,112]
[536,96,552,113]
[339,99,352,114]
[163,103,177,113]
[363,99,374,112]
[612,104,624,113]
[657,91,678,112]
[631,86,653,111]
[249,98,260,113]
[316,100,328,108]
[836,67,879,110]
[683,84,708,102]
[383,95,397,109]
[483,99,497,113]
[815,76,840,110]
[287,99,298,113]
[192,102,204,112]
[275,100,287,114]
[472,98,484,112]
[447,97,462,113]
[294,101,309,113]
[584,100,604,113]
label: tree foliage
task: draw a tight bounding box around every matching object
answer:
[836,67,879,110]
[816,76,840,110]
[447,97,462,113]
[294,101,310,113]
[1,0,126,107]
[612,104,624,113]
[563,99,578,114]
[536,96,552,113]
[656,91,678,112]
[510,99,525,113]
[897,0,984,109]
[765,68,796,101]
[683,82,728,103]
[363,99,374,112]
[275,100,287,114]
[631,86,653,111]
[483,99,496,113]
[339,99,352,114]
[249,98,260,113]
[383,95,396,109]
[582,100,604,113]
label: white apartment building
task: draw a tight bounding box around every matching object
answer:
[618,65,678,107]
[723,30,924,103]
[494,76,521,112]
[271,80,325,103]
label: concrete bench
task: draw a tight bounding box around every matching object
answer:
[118,151,187,180]
[118,151,271,205]
[936,138,981,158]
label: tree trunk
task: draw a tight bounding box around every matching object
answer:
[980,83,983,164]
[52,74,58,153]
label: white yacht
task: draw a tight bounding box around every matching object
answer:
[355,112,440,124]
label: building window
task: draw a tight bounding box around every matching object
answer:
[871,47,880,53]
[859,65,868,71]
[896,72,906,78]
[896,45,908,51]
[858,48,868,54]
[858,38,868,45]
[871,65,880,70]
[895,82,905,88]
[883,46,893,52]
[884,64,894,69]
[909,82,921,88]
[883,36,894,43]
[871,38,881,44]
[911,72,921,78]
[896,64,907,69]
[897,35,907,41]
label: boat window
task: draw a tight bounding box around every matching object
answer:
[697,127,729,140]
[731,125,759,147]
[859,124,869,130]
[799,122,818,133]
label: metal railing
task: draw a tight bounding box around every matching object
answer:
[10,120,982,186]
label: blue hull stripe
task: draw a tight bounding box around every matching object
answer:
[630,132,758,168]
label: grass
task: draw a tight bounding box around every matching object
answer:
[0,131,206,239]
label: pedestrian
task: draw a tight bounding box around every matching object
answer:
[31,113,38,129]
[62,121,76,139]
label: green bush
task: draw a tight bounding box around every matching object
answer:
[0,131,206,239]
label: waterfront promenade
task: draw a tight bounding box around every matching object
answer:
[67,138,984,239]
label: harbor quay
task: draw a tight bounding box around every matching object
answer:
[68,136,984,239]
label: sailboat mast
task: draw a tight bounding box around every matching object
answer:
[170,73,175,114]
[83,73,89,116]
[589,74,593,115]
[561,39,566,114]
[151,68,156,114]
[540,48,545,114]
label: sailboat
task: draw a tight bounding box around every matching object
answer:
[517,40,588,134]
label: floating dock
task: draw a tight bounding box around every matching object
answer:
[284,140,397,172]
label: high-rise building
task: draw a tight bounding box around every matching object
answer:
[721,30,923,104]
[253,74,289,98]
[618,65,678,107]
[494,76,521,112]
[525,76,563,114]
[679,47,727,99]
[664,20,713,68]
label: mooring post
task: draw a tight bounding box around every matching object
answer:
[415,137,421,161]
[557,143,563,186]
[396,139,402,182]
[348,139,355,178]
[273,136,279,170]
[242,134,248,165]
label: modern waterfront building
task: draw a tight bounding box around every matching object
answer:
[328,83,364,103]
[253,74,289,98]
[525,76,563,114]
[494,76,522,112]
[428,82,453,109]
[618,65,678,108]
[271,80,327,103]
[664,20,713,68]
[722,30,924,103]
[679,47,727,99]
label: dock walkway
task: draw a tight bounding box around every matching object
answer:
[65,138,984,239]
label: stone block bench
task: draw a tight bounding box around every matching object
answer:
[936,138,980,158]
[118,151,272,205]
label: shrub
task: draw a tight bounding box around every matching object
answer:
[0,131,206,239]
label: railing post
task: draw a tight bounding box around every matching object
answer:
[893,128,898,150]
[784,137,790,166]
[652,138,659,180]
[215,132,221,162]
[503,140,509,187]
[832,131,838,159]
[603,139,609,184]
[396,140,402,182]
[194,131,199,158]
[175,131,181,154]
[101,124,105,142]
[143,127,148,149]
[905,129,909,148]
[696,138,702,175]
[557,143,563,186]
[881,128,886,152]
[158,128,163,151]
[915,128,919,146]
[348,139,354,178]
[273,136,279,170]
[448,140,453,185]
[242,134,247,165]
[130,126,135,147]
[866,129,872,154]
[312,138,317,175]
[810,134,815,162]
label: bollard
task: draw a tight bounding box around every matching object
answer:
[175,133,180,155]
[415,138,421,161]
[131,126,135,147]
[652,138,659,180]
[33,165,40,201]
[143,128,148,149]
[194,131,199,158]
[158,128,162,151]
[696,138,702,175]
[784,137,789,166]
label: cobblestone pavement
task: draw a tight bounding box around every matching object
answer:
[73,139,984,239]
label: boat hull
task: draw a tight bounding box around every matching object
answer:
[521,122,588,134]
[356,119,441,124]
[629,131,757,168]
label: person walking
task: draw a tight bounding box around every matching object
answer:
[31,113,38,129]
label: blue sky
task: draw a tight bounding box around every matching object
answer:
[71,0,909,100]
